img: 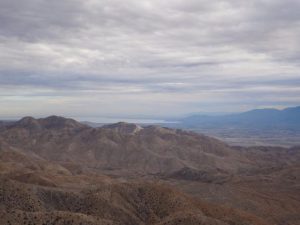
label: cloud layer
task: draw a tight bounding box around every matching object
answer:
[0,0,300,119]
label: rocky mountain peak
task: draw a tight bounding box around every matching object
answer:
[12,116,87,131]
[14,116,42,130]
[39,115,87,130]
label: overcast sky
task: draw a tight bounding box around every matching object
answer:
[0,0,300,120]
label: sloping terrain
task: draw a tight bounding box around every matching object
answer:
[0,116,299,224]
[0,144,269,225]
[166,146,300,225]
[0,161,270,225]
[0,116,250,175]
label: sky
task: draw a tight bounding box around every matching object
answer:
[0,0,300,120]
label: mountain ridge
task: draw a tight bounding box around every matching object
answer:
[11,115,88,131]
[0,115,299,224]
[0,116,246,175]
[180,106,300,129]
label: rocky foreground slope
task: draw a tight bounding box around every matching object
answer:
[0,116,299,225]
[0,174,270,225]
[0,148,269,225]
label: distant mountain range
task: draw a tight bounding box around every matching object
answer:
[180,106,300,130]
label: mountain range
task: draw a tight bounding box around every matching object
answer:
[0,116,299,225]
[180,106,300,129]
[174,106,300,147]
[0,116,248,175]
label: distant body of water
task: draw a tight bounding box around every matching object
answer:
[78,117,179,124]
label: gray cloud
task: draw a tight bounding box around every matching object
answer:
[0,0,299,118]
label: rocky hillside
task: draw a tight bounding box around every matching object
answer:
[0,156,270,225]
[0,116,299,225]
[0,116,250,175]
